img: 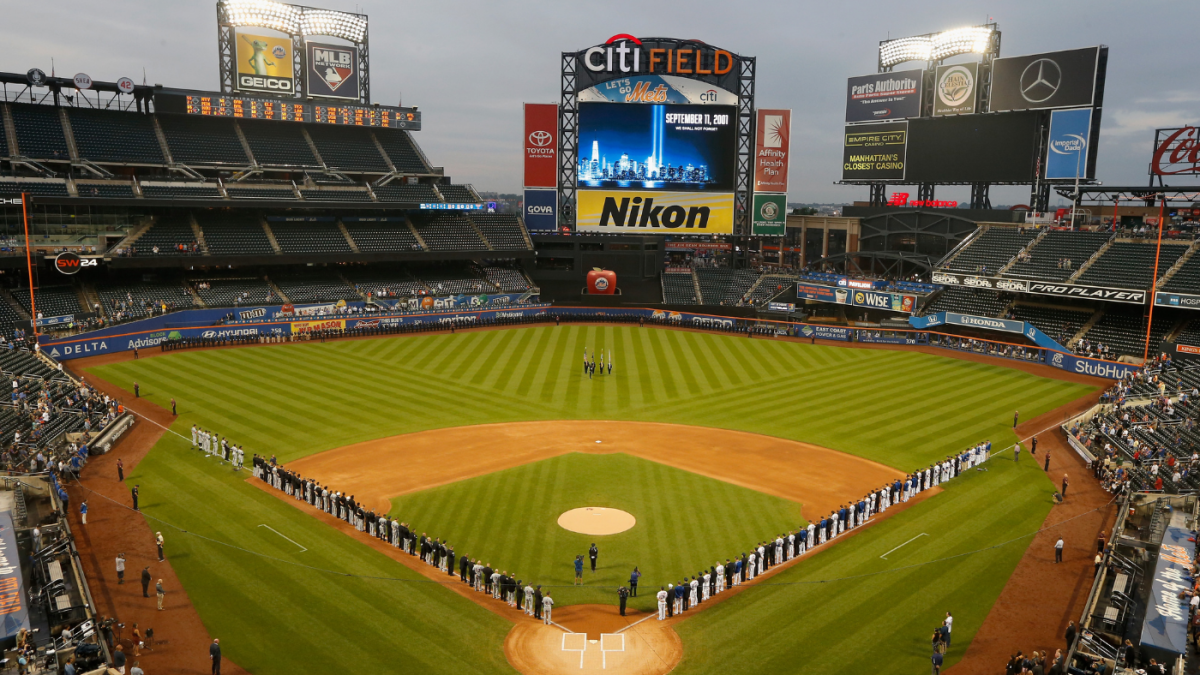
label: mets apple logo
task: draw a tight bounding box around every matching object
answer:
[760,201,779,220]
[528,130,552,147]
[594,277,610,291]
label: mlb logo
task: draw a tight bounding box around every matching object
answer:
[313,47,354,92]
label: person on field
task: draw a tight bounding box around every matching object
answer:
[629,566,641,596]
[210,639,221,675]
[542,591,554,625]
[589,543,598,572]
[574,555,584,584]
[533,585,543,620]
[1055,537,1064,563]
[657,586,668,620]
[618,586,628,616]
[141,567,151,598]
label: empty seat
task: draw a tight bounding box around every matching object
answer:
[195,212,274,255]
[374,129,430,173]
[411,213,486,251]
[227,186,298,200]
[141,184,223,199]
[343,220,422,252]
[131,215,198,256]
[75,182,137,199]
[299,189,373,203]
[438,184,478,202]
[193,278,276,307]
[470,214,529,250]
[159,115,249,165]
[374,184,440,203]
[1005,231,1110,282]
[0,181,69,196]
[239,120,319,167]
[8,103,70,160]
[13,286,82,319]
[923,287,1008,317]
[68,108,164,164]
[944,227,1037,275]
[270,222,352,254]
[273,275,359,304]
[306,125,389,172]
[1076,242,1189,289]
[662,272,698,304]
[1163,254,1200,294]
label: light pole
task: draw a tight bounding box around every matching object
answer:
[1069,142,1082,230]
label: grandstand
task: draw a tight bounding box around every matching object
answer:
[1004,230,1111,281]
[1075,241,1189,289]
[942,226,1036,274]
[193,278,276,308]
[923,286,1009,317]
[662,271,698,304]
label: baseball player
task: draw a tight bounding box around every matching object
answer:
[689,577,699,607]
[656,587,668,620]
[542,592,554,625]
[715,561,725,593]
[524,582,535,615]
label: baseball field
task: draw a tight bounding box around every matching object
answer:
[80,325,1097,674]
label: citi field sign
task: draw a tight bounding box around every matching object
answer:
[572,35,745,94]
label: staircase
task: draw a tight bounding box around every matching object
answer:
[300,127,326,168]
[338,220,360,253]
[1068,233,1116,282]
[265,277,290,303]
[1156,240,1200,288]
[999,228,1048,275]
[110,220,155,254]
[744,275,767,305]
[468,218,493,251]
[1068,310,1105,348]
[58,108,80,161]
[185,283,206,308]
[691,270,703,304]
[1,104,17,156]
[189,214,210,254]
[232,121,257,166]
[78,283,102,315]
[405,216,428,251]
[262,219,282,254]
[151,116,174,164]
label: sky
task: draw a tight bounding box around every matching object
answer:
[6,0,1195,207]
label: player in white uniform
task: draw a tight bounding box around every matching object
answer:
[688,578,698,607]
[715,563,725,593]
[746,552,756,581]
[542,593,554,624]
[656,587,668,620]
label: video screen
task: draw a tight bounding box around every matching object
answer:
[905,112,1040,183]
[577,102,736,191]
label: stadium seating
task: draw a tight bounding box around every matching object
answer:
[662,272,698,304]
[299,188,373,203]
[470,214,529,250]
[193,278,277,307]
[0,297,26,335]
[438,184,478,202]
[0,181,69,197]
[240,120,319,167]
[97,282,194,320]
[923,287,1009,317]
[306,126,390,173]
[130,215,198,256]
[1078,309,1173,358]
[694,268,758,305]
[7,103,71,160]
[373,184,440,203]
[158,115,250,165]
[483,266,533,292]
[422,266,492,294]
[226,186,298,200]
[751,275,799,305]
[74,182,136,199]
[411,213,487,251]
[374,129,430,173]
[141,184,223,200]
[1005,231,1110,282]
[1010,304,1092,346]
[342,219,422,252]
[943,227,1036,274]
[1075,242,1189,289]
[272,275,360,304]
[345,272,428,298]
[67,108,164,164]
[13,286,83,319]
[195,212,275,255]
[1162,253,1200,294]
[270,222,353,254]
[1176,319,1200,346]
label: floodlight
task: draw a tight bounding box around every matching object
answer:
[879,37,932,67]
[301,9,367,42]
[879,25,996,68]
[220,0,302,33]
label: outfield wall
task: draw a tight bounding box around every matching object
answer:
[38,305,1140,380]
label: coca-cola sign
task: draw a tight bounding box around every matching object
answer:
[1151,126,1200,176]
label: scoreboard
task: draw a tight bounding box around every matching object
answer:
[155,90,421,130]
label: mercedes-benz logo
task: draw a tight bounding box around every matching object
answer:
[528,130,553,147]
[1019,59,1062,104]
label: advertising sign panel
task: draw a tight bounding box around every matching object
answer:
[579,75,737,106]
[577,102,736,192]
[846,289,915,313]
[842,122,907,180]
[522,189,558,232]
[524,103,558,188]
[292,319,346,333]
[234,32,294,95]
[845,69,924,123]
[1156,291,1200,310]
[989,47,1104,112]
[797,324,852,341]
[905,112,1040,183]
[0,512,29,640]
[751,193,787,236]
[572,36,741,96]
[933,62,979,116]
[1140,525,1196,654]
[1045,108,1094,180]
[576,190,734,233]
[931,271,1147,304]
[753,109,791,193]
[306,42,360,100]
[1150,127,1200,177]
[796,283,838,302]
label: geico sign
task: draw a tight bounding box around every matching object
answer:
[583,35,733,76]
[238,75,293,92]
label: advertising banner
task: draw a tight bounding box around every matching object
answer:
[522,189,558,232]
[35,315,75,328]
[576,190,734,233]
[1155,291,1200,310]
[845,70,924,123]
[842,122,907,181]
[234,32,294,95]
[796,283,838,302]
[0,512,28,640]
[845,289,915,313]
[753,109,791,193]
[797,324,852,341]
[306,42,360,100]
[1151,127,1200,177]
[989,47,1104,112]
[933,62,978,116]
[905,112,1040,183]
[578,75,737,106]
[523,103,558,188]
[751,193,787,236]
[931,271,1147,304]
[1045,108,1093,180]
[571,36,741,98]
[945,312,1024,334]
[767,302,796,313]
[577,102,736,192]
[1140,525,1197,655]
[856,331,923,345]
[293,319,344,333]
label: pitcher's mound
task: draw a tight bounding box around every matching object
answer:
[558,507,636,535]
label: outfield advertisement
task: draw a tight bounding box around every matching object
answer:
[931,271,1147,305]
[856,331,924,345]
[797,324,852,341]
[576,190,735,233]
[796,283,838,302]
[1139,525,1196,655]
[1155,291,1200,310]
[0,511,28,640]
[909,312,1068,352]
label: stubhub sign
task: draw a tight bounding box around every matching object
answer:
[523,189,558,231]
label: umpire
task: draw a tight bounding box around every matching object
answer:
[618,586,629,616]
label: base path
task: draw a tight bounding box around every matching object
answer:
[287,420,907,523]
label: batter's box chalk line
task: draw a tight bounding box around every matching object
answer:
[601,633,625,669]
[562,632,587,668]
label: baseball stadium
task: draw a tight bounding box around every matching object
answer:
[0,3,1197,675]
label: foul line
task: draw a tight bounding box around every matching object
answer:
[880,533,927,559]
[258,524,307,552]
[615,613,656,633]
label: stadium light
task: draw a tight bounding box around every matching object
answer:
[220,0,302,34]
[879,25,996,68]
[300,9,368,42]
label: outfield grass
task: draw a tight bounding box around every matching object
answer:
[390,452,805,611]
[84,326,1094,675]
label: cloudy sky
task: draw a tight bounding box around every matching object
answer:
[7,0,1193,206]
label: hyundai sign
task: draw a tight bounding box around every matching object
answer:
[523,189,558,231]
